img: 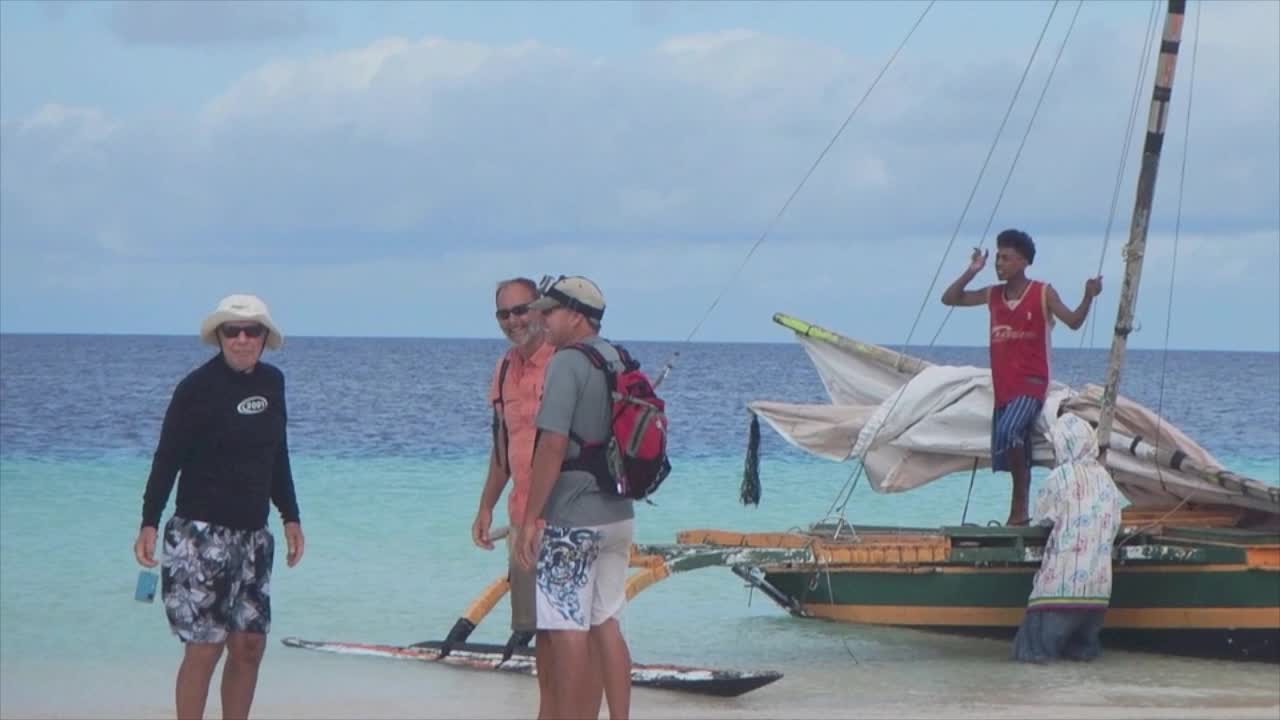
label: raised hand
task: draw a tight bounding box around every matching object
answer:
[1085,275,1103,298]
[968,247,989,273]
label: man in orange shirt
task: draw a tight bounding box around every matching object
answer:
[471,277,559,714]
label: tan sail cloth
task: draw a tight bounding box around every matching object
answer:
[749,334,1277,515]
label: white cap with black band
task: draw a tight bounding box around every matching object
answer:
[528,275,606,321]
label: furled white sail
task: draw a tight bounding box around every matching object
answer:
[749,319,1280,517]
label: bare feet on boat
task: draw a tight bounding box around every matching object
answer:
[1006,516,1030,527]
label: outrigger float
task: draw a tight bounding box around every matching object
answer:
[280,636,781,697]
[286,494,1278,696]
[282,541,785,697]
[282,528,786,697]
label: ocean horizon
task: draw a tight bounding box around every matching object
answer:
[3,331,1277,355]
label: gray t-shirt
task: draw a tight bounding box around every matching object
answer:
[535,335,635,527]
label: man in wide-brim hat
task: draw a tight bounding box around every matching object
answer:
[133,292,305,720]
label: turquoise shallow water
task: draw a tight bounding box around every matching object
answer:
[1,335,1277,717]
[2,453,1278,719]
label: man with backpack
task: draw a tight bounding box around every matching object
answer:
[517,275,667,720]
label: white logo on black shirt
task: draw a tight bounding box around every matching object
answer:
[237,396,268,415]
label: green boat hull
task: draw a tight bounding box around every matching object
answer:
[760,557,1280,661]
[640,524,1280,661]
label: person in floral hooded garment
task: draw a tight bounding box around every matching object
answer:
[1012,412,1123,663]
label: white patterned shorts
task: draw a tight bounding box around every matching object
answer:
[535,519,634,631]
[161,516,274,644]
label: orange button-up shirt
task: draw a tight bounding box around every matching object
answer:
[488,342,554,524]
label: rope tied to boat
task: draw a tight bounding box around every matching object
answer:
[1114,492,1196,550]
[960,458,981,526]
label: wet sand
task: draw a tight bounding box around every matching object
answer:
[3,638,1277,720]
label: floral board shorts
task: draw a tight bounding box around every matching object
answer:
[535,519,634,631]
[161,516,274,643]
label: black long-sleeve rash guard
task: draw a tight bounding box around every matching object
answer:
[141,354,301,531]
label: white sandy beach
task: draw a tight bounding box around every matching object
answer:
[4,638,1278,720]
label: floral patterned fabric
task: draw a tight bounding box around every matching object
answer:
[161,516,273,643]
[1027,413,1123,611]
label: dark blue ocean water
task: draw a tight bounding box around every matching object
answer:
[2,334,1277,465]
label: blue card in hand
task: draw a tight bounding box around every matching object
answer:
[135,570,158,603]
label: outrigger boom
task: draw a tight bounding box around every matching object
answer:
[281,531,787,697]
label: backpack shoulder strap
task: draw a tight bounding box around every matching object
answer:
[611,342,640,372]
[492,355,513,474]
[494,356,512,407]
[561,342,616,392]
[559,342,616,451]
[563,341,607,369]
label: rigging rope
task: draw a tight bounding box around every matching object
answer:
[1151,0,1203,489]
[676,1,937,348]
[896,0,1063,359]
[960,458,981,525]
[646,1,938,390]
[820,0,1070,525]
[927,0,1086,348]
[1080,0,1165,362]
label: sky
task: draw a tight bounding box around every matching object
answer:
[1,0,1277,351]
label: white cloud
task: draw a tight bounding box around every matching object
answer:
[19,103,115,136]
[9,16,1276,247]
[15,104,119,167]
[201,36,548,131]
[657,29,759,57]
[1,4,1276,347]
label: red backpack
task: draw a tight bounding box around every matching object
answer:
[560,341,672,501]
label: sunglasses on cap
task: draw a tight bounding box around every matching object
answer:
[535,273,603,321]
[537,274,565,294]
[495,304,532,321]
[219,323,267,339]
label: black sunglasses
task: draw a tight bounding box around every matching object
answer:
[219,323,267,339]
[495,304,532,321]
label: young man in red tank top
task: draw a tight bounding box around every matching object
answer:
[941,229,1102,525]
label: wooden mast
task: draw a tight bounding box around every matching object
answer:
[1096,0,1188,455]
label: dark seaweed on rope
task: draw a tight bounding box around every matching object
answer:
[740,413,762,507]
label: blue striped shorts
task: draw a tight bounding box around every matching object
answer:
[991,396,1043,473]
